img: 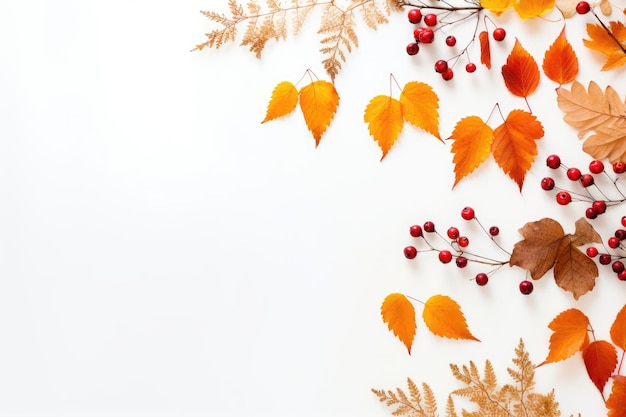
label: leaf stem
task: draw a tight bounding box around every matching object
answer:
[592,11,626,55]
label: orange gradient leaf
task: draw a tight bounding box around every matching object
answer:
[298,80,339,146]
[492,110,544,190]
[450,116,494,187]
[584,21,626,70]
[610,304,626,350]
[479,31,491,69]
[262,81,299,123]
[514,0,555,19]
[399,81,440,140]
[381,293,416,354]
[364,95,404,160]
[422,295,480,341]
[480,0,513,15]
[583,340,618,394]
[542,27,579,84]
[502,39,540,98]
[607,375,626,417]
[539,308,590,366]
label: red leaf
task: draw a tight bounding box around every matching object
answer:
[582,340,618,394]
[501,39,540,98]
[479,31,491,69]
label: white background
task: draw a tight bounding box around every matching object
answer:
[0,1,624,416]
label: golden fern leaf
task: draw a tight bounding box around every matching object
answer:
[318,3,358,81]
[360,0,389,29]
[291,0,315,35]
[445,396,459,417]
[386,0,404,12]
[372,378,439,417]
[422,383,437,416]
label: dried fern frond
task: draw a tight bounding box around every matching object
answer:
[371,378,438,417]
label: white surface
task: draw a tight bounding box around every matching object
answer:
[0,1,624,416]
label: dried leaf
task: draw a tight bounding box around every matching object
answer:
[422,295,480,341]
[583,340,617,394]
[364,95,404,160]
[298,80,339,146]
[502,39,540,98]
[399,81,440,140]
[261,81,299,123]
[553,235,599,299]
[480,0,513,15]
[607,375,626,417]
[539,308,590,366]
[555,0,577,17]
[542,27,578,84]
[450,116,494,187]
[479,30,491,69]
[510,218,564,278]
[381,293,416,354]
[599,0,612,16]
[514,0,555,19]
[584,21,626,70]
[570,217,603,246]
[492,110,543,190]
[610,304,626,350]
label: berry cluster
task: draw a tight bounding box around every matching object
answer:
[585,215,626,280]
[403,207,535,294]
[541,155,626,219]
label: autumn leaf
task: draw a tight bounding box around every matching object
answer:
[381,293,416,354]
[399,81,440,140]
[492,110,543,190]
[542,27,578,84]
[570,216,603,246]
[607,375,626,417]
[553,234,599,299]
[556,81,626,163]
[262,81,299,123]
[298,80,340,146]
[539,308,590,366]
[364,95,404,160]
[583,340,617,394]
[584,21,626,70]
[422,294,479,341]
[480,0,513,15]
[610,304,626,350]
[501,39,540,99]
[510,218,564,279]
[514,0,555,19]
[450,116,494,187]
[479,31,491,69]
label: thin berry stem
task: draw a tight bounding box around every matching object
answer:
[474,217,512,256]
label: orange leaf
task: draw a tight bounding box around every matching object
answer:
[479,31,491,69]
[610,304,626,350]
[492,110,543,190]
[262,81,299,123]
[399,81,440,140]
[607,375,626,417]
[542,27,578,84]
[422,294,480,341]
[514,0,555,19]
[501,39,540,98]
[584,21,626,70]
[539,308,590,366]
[450,116,494,187]
[583,340,618,394]
[298,80,339,147]
[381,293,416,354]
[480,0,513,15]
[364,95,404,160]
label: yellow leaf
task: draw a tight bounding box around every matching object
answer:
[261,81,299,123]
[514,0,555,19]
[298,80,340,147]
[381,293,416,354]
[399,81,440,140]
[539,308,590,366]
[450,116,494,187]
[364,95,404,160]
[481,0,514,15]
[422,295,480,341]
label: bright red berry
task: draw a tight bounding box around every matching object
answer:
[441,68,454,81]
[576,1,591,14]
[609,237,621,249]
[404,246,417,259]
[586,246,598,257]
[445,35,457,46]
[458,236,469,247]
[567,167,582,181]
[493,27,506,41]
[424,13,437,26]
[439,250,452,263]
[613,261,625,273]
[475,273,488,286]
[434,59,448,73]
[413,28,423,40]
[406,42,419,55]
[613,161,626,173]
[489,226,500,236]
[456,256,468,268]
[623,216,626,228]
[519,280,533,295]
[589,160,604,174]
[408,8,422,23]
[461,207,475,220]
[580,174,594,187]
[465,62,476,73]
[447,226,460,240]
[541,177,555,190]
[599,253,612,265]
[423,221,435,233]
[586,207,597,219]
[546,154,561,169]
[619,270,626,281]
[418,28,434,43]
[556,191,571,205]
[409,224,423,237]
[592,200,606,214]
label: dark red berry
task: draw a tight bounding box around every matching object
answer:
[418,28,434,43]
[586,207,597,219]
[618,270,626,281]
[434,59,448,73]
[617,229,626,240]
[408,8,422,23]
[586,246,598,258]
[445,35,457,46]
[465,62,477,73]
[461,207,475,220]
[541,177,555,190]
[613,161,626,173]
[424,13,437,26]
[589,160,604,174]
[409,224,423,237]
[608,237,621,249]
[546,154,561,169]
[519,280,533,295]
[406,42,419,55]
[489,226,500,236]
[599,253,612,265]
[456,256,468,268]
[623,216,626,227]
[441,68,454,81]
[447,226,460,240]
[439,250,452,263]
[580,174,594,187]
[493,27,506,41]
[458,236,469,247]
[475,273,488,286]
[567,167,582,181]
[592,200,606,214]
[576,1,591,14]
[613,261,625,273]
[423,221,435,233]
[556,191,571,205]
[404,246,417,259]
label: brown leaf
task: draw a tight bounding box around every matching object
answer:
[510,218,564,279]
[381,293,416,354]
[553,235,599,299]
[542,27,579,84]
[583,340,618,394]
[539,308,590,366]
[570,217,602,246]
[501,39,540,98]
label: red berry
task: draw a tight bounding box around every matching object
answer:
[461,207,475,220]
[580,174,594,187]
[439,250,452,263]
[408,8,422,23]
[447,226,460,240]
[623,216,626,227]
[519,280,533,295]
[576,1,591,14]
[456,256,468,268]
[465,62,477,73]
[475,273,488,286]
[613,161,626,173]
[489,226,500,236]
[556,191,571,205]
[609,237,621,249]
[423,221,435,233]
[618,270,626,281]
[413,28,423,40]
[409,224,423,237]
[567,167,582,181]
[424,13,437,26]
[541,177,555,190]
[406,42,419,55]
[617,229,626,240]
[434,59,448,73]
[592,200,606,214]
[589,160,604,174]
[418,28,434,43]
[445,35,457,46]
[586,246,598,257]
[546,154,561,169]
[493,27,506,41]
[586,207,597,219]
[599,253,612,265]
[441,68,454,81]
[613,261,625,273]
[458,236,469,247]
[404,246,417,259]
